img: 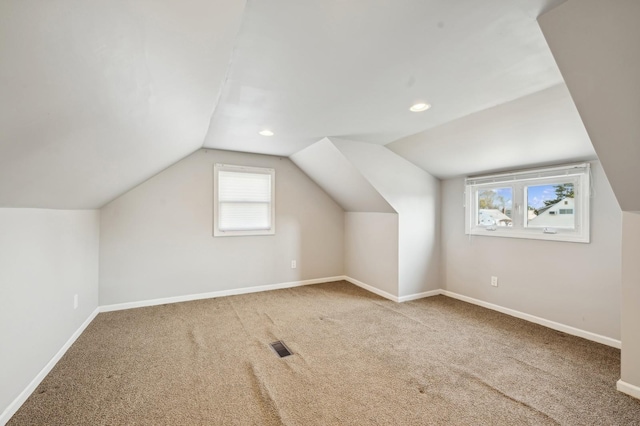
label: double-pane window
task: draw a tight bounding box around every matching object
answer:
[465,163,590,243]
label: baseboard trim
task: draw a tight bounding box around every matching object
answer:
[342,276,440,303]
[99,276,346,313]
[440,290,621,349]
[343,276,400,302]
[398,290,441,303]
[617,380,640,400]
[0,308,100,426]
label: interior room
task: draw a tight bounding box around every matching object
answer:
[1,0,639,424]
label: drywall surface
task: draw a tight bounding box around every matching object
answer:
[290,138,394,213]
[345,212,399,296]
[387,83,596,179]
[331,138,441,297]
[0,0,246,209]
[539,0,640,211]
[99,149,344,305]
[0,209,99,418]
[621,212,640,386]
[441,161,621,339]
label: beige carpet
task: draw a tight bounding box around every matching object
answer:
[9,281,640,425]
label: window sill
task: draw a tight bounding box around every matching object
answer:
[467,227,589,243]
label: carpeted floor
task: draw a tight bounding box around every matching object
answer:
[9,281,640,425]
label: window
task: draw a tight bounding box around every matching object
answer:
[214,164,275,237]
[465,163,590,243]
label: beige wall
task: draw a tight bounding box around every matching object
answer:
[0,209,99,419]
[540,0,640,395]
[441,161,621,340]
[621,212,640,385]
[331,138,441,297]
[345,212,399,297]
[539,0,640,212]
[99,149,345,306]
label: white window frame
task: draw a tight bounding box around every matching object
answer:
[465,163,591,243]
[213,164,275,237]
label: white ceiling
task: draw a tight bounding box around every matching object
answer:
[0,0,245,208]
[291,138,395,213]
[1,0,593,209]
[203,0,566,155]
[387,83,597,179]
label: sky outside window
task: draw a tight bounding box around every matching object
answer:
[527,183,574,210]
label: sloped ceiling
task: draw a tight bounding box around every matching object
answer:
[203,0,566,156]
[387,83,596,179]
[0,0,245,208]
[539,1,640,212]
[1,0,588,209]
[290,138,395,213]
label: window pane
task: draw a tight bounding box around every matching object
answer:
[477,187,512,227]
[219,202,271,231]
[526,183,575,229]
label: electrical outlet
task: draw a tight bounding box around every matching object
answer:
[291,260,297,269]
[73,294,79,309]
[491,276,498,287]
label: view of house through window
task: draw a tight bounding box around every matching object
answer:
[465,163,590,243]
[526,183,575,229]
[477,187,512,227]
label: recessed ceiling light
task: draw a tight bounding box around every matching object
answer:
[410,103,431,112]
[259,129,274,136]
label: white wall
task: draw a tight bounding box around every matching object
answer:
[0,209,99,419]
[441,161,621,340]
[0,0,246,210]
[345,213,399,297]
[99,149,344,305]
[290,138,394,213]
[331,138,441,297]
[387,84,596,179]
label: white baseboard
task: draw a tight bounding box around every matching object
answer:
[342,276,440,303]
[344,276,400,302]
[440,290,621,349]
[398,290,441,303]
[617,380,640,400]
[99,276,345,312]
[0,308,100,426]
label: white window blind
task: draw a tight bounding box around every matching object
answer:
[214,164,275,236]
[465,163,589,186]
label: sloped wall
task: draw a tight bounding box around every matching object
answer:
[540,0,640,397]
[331,138,441,297]
[291,138,401,297]
[539,1,640,212]
[292,137,440,298]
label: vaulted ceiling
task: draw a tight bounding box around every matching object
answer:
[0,0,595,209]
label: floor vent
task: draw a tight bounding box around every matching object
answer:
[270,341,293,358]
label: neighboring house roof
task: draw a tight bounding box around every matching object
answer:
[478,209,512,226]
[529,197,575,227]
[535,197,574,215]
[536,203,554,215]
